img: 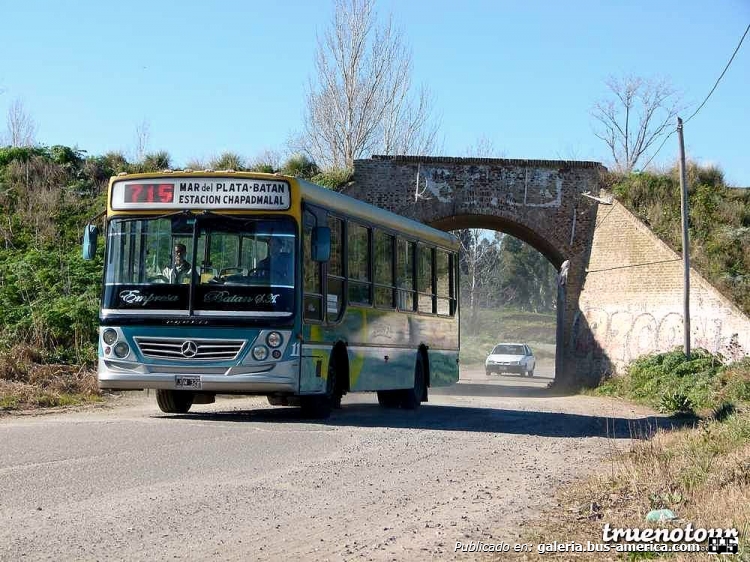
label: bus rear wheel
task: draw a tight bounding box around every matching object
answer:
[400,353,426,410]
[377,390,401,408]
[156,389,194,414]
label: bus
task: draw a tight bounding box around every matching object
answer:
[82,171,460,418]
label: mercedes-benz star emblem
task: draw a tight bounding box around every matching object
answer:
[181,340,198,358]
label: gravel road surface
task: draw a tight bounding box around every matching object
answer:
[0,363,660,561]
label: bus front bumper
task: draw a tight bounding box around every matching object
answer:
[98,358,299,394]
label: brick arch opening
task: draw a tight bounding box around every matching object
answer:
[429,216,563,385]
[428,213,567,270]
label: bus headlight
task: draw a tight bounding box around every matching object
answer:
[103,329,118,345]
[266,332,283,348]
[252,346,268,361]
[114,342,130,358]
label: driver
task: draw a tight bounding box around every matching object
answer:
[162,243,193,284]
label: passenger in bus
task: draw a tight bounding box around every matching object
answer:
[162,243,193,284]
[254,237,292,282]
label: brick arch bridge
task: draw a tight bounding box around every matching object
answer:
[343,155,750,387]
[343,155,605,387]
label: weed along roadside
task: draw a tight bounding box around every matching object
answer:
[0,345,103,411]
[501,350,750,560]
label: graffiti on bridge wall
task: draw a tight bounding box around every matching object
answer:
[571,307,747,372]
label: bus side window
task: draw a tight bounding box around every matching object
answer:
[326,216,344,322]
[396,238,415,311]
[374,230,395,308]
[303,210,323,321]
[417,244,435,314]
[436,249,451,315]
[347,221,371,305]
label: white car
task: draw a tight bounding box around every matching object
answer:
[485,343,535,377]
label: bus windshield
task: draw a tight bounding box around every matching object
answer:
[104,215,295,316]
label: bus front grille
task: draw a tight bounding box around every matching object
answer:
[134,337,246,361]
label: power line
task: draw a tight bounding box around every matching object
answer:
[639,23,749,171]
[639,127,677,172]
[586,258,681,274]
[685,23,750,124]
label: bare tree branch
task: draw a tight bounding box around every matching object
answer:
[591,75,681,172]
[6,98,36,147]
[134,119,150,162]
[297,0,439,169]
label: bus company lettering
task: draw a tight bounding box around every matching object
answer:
[203,291,280,305]
[119,289,180,306]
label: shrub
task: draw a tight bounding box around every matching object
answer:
[312,167,353,190]
[280,153,319,178]
[210,152,245,171]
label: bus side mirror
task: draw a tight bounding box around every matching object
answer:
[311,226,331,262]
[82,224,99,260]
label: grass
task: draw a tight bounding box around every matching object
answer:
[0,344,102,411]
[508,409,750,561]
[460,308,556,366]
[593,350,750,415]
[506,351,750,560]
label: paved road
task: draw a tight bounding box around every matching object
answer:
[0,363,660,561]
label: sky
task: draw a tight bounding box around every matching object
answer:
[1,0,749,185]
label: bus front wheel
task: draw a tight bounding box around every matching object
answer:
[300,355,339,419]
[156,389,194,414]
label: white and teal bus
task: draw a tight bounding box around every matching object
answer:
[83,171,460,418]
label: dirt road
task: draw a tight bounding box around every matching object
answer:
[0,364,660,561]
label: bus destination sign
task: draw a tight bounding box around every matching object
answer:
[111,178,291,211]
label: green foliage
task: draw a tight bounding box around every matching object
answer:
[0,144,105,366]
[133,151,172,173]
[611,163,750,315]
[280,153,319,178]
[210,152,245,171]
[0,145,50,167]
[596,349,750,413]
[312,167,353,190]
[248,162,276,174]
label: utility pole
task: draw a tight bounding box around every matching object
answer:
[677,117,691,359]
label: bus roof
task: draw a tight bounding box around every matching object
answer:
[296,178,459,251]
[108,171,459,251]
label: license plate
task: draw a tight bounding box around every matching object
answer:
[175,375,201,390]
[497,366,507,372]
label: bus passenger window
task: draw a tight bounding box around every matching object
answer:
[303,212,323,321]
[327,216,344,322]
[436,250,451,315]
[374,230,394,308]
[417,245,434,314]
[347,222,371,305]
[397,239,415,311]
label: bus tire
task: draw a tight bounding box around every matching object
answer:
[300,356,338,419]
[330,347,347,410]
[156,389,194,414]
[400,353,426,410]
[300,395,332,419]
[377,390,400,408]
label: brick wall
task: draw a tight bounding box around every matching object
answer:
[576,199,750,375]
